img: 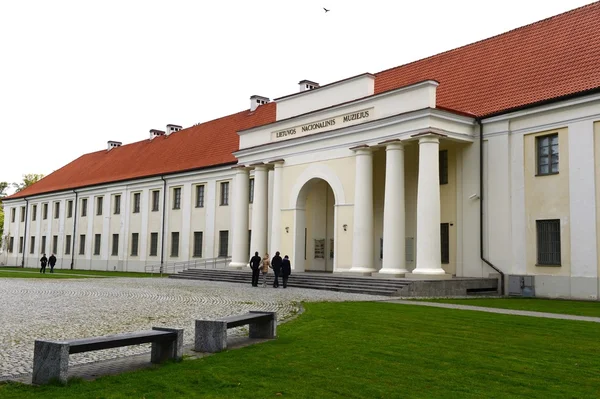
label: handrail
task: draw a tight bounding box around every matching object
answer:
[144,256,233,276]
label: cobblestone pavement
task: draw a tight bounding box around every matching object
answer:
[0,278,386,380]
[384,299,600,323]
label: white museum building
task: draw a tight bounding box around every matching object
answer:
[3,3,600,299]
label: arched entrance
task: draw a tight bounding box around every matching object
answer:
[293,178,337,273]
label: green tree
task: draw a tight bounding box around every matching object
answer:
[0,181,7,249]
[12,173,44,193]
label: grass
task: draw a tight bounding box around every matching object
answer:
[417,297,600,317]
[0,267,164,279]
[1,301,600,398]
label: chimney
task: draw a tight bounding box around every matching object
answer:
[299,80,319,92]
[250,95,269,112]
[166,124,182,136]
[107,141,122,151]
[149,129,165,140]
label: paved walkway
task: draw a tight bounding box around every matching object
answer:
[384,299,600,323]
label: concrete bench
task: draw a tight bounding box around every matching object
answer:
[195,311,277,353]
[32,327,183,385]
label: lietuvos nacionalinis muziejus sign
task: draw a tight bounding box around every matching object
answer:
[271,108,374,141]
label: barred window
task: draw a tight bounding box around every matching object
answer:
[65,235,71,255]
[441,223,450,264]
[30,236,36,254]
[41,236,46,254]
[52,235,58,254]
[220,182,229,206]
[19,237,23,253]
[218,231,229,257]
[537,219,561,265]
[111,234,119,256]
[171,232,180,257]
[133,193,141,213]
[94,234,101,255]
[79,235,86,255]
[537,134,559,175]
[131,233,139,256]
[150,233,159,256]
[249,179,255,204]
[439,150,448,185]
[193,232,203,257]
[8,237,14,253]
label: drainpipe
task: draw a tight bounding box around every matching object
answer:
[160,176,167,273]
[478,119,505,296]
[71,190,78,270]
[21,198,29,268]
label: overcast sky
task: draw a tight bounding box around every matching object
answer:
[0,0,595,193]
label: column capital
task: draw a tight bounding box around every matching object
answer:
[250,162,269,171]
[349,144,373,155]
[411,132,447,144]
[268,159,285,168]
[231,165,250,173]
[378,138,404,151]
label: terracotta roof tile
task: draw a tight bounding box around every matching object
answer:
[7,2,600,199]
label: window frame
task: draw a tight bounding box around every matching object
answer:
[249,178,255,204]
[220,181,229,206]
[96,197,103,216]
[32,204,37,221]
[30,236,36,254]
[195,185,205,208]
[173,187,182,210]
[150,232,159,256]
[151,190,160,212]
[42,203,48,220]
[218,230,229,257]
[439,150,449,185]
[114,194,121,215]
[536,219,561,266]
[441,223,450,264]
[41,236,46,254]
[193,231,203,258]
[131,233,139,256]
[133,192,141,214]
[170,232,180,257]
[81,198,88,217]
[536,133,559,176]
[93,234,101,255]
[65,235,72,255]
[20,206,26,222]
[67,200,73,218]
[111,234,119,256]
[10,208,15,223]
[54,202,60,219]
[79,234,86,255]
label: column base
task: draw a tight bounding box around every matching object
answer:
[404,272,452,280]
[372,270,407,278]
[228,262,248,270]
[347,267,376,276]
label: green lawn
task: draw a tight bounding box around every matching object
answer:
[1,301,599,398]
[0,267,164,279]
[418,297,600,318]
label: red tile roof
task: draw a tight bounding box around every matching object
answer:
[8,2,600,200]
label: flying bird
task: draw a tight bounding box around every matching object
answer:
[323,7,330,13]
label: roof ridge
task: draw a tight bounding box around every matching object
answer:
[375,1,599,76]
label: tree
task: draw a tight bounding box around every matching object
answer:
[12,173,44,193]
[0,181,7,249]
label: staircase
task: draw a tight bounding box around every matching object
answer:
[169,268,411,296]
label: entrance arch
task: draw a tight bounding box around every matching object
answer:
[293,177,340,273]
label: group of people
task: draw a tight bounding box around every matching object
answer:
[249,251,291,288]
[39,253,57,273]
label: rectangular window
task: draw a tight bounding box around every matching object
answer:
[67,200,73,218]
[536,219,561,265]
[65,235,71,255]
[79,234,86,255]
[537,134,559,175]
[150,232,158,256]
[54,202,60,219]
[220,182,229,206]
[171,232,180,257]
[133,193,141,213]
[249,178,255,204]
[8,236,14,253]
[18,237,23,253]
[193,232,203,257]
[131,233,139,256]
[441,223,450,264]
[52,235,58,254]
[21,206,25,222]
[81,198,88,217]
[30,236,36,254]
[173,187,181,210]
[41,236,46,254]
[32,205,37,221]
[94,234,101,255]
[218,230,229,257]
[405,237,415,262]
[114,195,121,215]
[111,234,119,256]
[439,150,448,185]
[43,203,48,220]
[152,190,160,212]
[10,208,15,223]
[248,230,252,258]
[195,185,205,208]
[380,238,383,259]
[96,197,103,216]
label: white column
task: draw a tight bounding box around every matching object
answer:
[411,135,447,276]
[380,141,407,275]
[250,164,269,257]
[350,147,375,273]
[229,167,250,269]
[269,161,284,256]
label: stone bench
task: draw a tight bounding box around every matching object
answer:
[32,327,183,385]
[195,311,277,353]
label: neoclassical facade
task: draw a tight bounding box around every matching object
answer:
[3,3,600,299]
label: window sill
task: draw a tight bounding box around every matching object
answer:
[535,263,561,267]
[195,206,204,209]
[535,172,559,177]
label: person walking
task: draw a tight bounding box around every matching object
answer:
[281,255,291,288]
[48,253,57,273]
[39,254,48,274]
[249,251,261,287]
[271,251,282,288]
[261,253,270,287]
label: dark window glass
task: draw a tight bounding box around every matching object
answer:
[114,195,121,215]
[94,234,101,255]
[133,193,141,213]
[439,150,448,185]
[220,182,229,206]
[537,134,559,175]
[150,232,158,256]
[30,236,36,254]
[111,234,119,256]
[173,188,181,210]
[171,232,180,257]
[193,232,203,257]
[195,185,205,208]
[537,219,561,265]
[131,233,139,256]
[65,235,71,255]
[152,190,160,212]
[218,231,229,257]
[441,223,450,264]
[79,235,86,255]
[81,199,87,217]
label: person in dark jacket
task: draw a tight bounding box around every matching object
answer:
[249,251,262,287]
[39,254,48,274]
[271,251,283,288]
[281,255,291,288]
[48,254,57,273]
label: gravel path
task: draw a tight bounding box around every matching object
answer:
[0,278,386,379]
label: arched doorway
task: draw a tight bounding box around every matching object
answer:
[294,178,337,273]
